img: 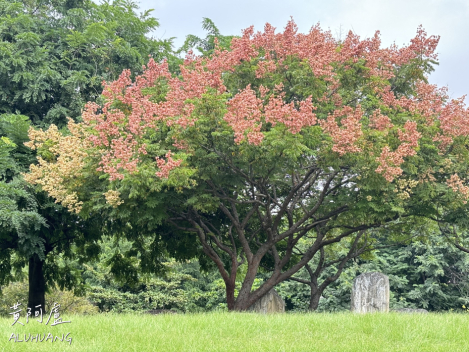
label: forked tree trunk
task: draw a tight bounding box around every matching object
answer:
[28,254,46,315]
[232,261,271,311]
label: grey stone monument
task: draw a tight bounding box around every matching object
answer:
[248,289,285,314]
[351,272,389,313]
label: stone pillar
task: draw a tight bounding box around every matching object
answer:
[351,272,389,313]
[248,289,285,313]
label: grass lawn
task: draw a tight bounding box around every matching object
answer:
[0,312,468,351]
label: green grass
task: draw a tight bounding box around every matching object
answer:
[0,312,468,351]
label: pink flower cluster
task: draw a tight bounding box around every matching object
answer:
[224,85,317,145]
[447,174,469,201]
[264,95,317,134]
[375,121,421,182]
[378,81,469,151]
[369,109,393,131]
[96,136,139,181]
[436,96,469,147]
[155,151,183,178]
[224,85,264,144]
[320,106,363,155]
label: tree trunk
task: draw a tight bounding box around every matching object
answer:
[226,281,236,311]
[309,286,322,311]
[28,254,46,316]
[233,261,263,311]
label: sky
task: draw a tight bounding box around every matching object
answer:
[134,0,468,101]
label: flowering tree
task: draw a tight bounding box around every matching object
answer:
[26,20,469,311]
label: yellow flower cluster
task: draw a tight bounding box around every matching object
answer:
[103,190,124,208]
[393,178,419,200]
[418,169,436,184]
[23,119,91,214]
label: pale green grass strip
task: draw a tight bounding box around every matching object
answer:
[0,312,468,351]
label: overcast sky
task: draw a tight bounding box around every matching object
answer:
[134,0,468,101]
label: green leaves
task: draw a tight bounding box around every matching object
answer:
[178,17,236,56]
[0,114,29,143]
[105,251,139,287]
[0,0,174,127]
[14,31,40,47]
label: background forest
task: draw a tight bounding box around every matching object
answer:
[1,0,469,316]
